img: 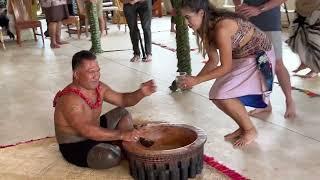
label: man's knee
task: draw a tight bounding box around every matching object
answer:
[87,143,121,169]
[113,107,130,118]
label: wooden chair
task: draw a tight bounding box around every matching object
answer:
[62,15,81,39]
[102,2,118,34]
[152,0,162,17]
[10,0,44,47]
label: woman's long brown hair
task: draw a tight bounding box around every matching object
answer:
[181,0,246,57]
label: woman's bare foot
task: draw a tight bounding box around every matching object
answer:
[224,128,243,141]
[249,104,272,117]
[233,128,257,148]
[50,43,60,48]
[57,41,69,45]
[292,63,307,73]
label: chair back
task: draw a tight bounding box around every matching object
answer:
[76,0,86,16]
[113,0,123,10]
[10,0,32,22]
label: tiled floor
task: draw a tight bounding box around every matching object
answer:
[1,17,320,179]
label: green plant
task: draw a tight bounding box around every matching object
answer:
[169,0,191,92]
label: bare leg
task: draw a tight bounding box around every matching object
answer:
[248,60,296,119]
[116,113,134,131]
[56,21,68,45]
[213,99,257,148]
[99,16,106,36]
[276,60,296,119]
[49,22,60,48]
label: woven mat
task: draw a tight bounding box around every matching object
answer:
[0,138,229,180]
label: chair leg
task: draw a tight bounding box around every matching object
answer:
[16,27,22,46]
[85,18,89,37]
[33,28,38,41]
[76,19,81,39]
[67,25,71,37]
[40,25,45,48]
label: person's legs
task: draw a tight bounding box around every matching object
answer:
[250,31,296,119]
[274,51,296,118]
[86,143,121,169]
[101,107,134,131]
[212,98,257,148]
[49,22,60,48]
[137,1,152,61]
[124,4,141,61]
[96,0,106,36]
[55,21,68,45]
[85,107,134,169]
[98,16,106,36]
[170,0,176,33]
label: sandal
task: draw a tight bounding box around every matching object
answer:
[130,55,140,62]
[142,55,152,62]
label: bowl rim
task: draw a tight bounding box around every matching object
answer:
[122,123,207,156]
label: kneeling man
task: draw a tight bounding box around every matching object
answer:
[53,50,156,169]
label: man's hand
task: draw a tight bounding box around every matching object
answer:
[236,4,262,18]
[140,80,157,96]
[121,129,142,142]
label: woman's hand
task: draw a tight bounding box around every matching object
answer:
[179,76,199,89]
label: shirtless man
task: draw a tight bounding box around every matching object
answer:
[53,50,156,169]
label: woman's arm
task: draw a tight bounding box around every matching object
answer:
[196,21,235,84]
[180,19,238,89]
[197,46,219,77]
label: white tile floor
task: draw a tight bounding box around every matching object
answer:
[1,17,320,179]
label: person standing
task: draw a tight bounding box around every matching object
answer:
[40,0,70,48]
[233,0,296,119]
[123,0,152,62]
[287,0,320,78]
